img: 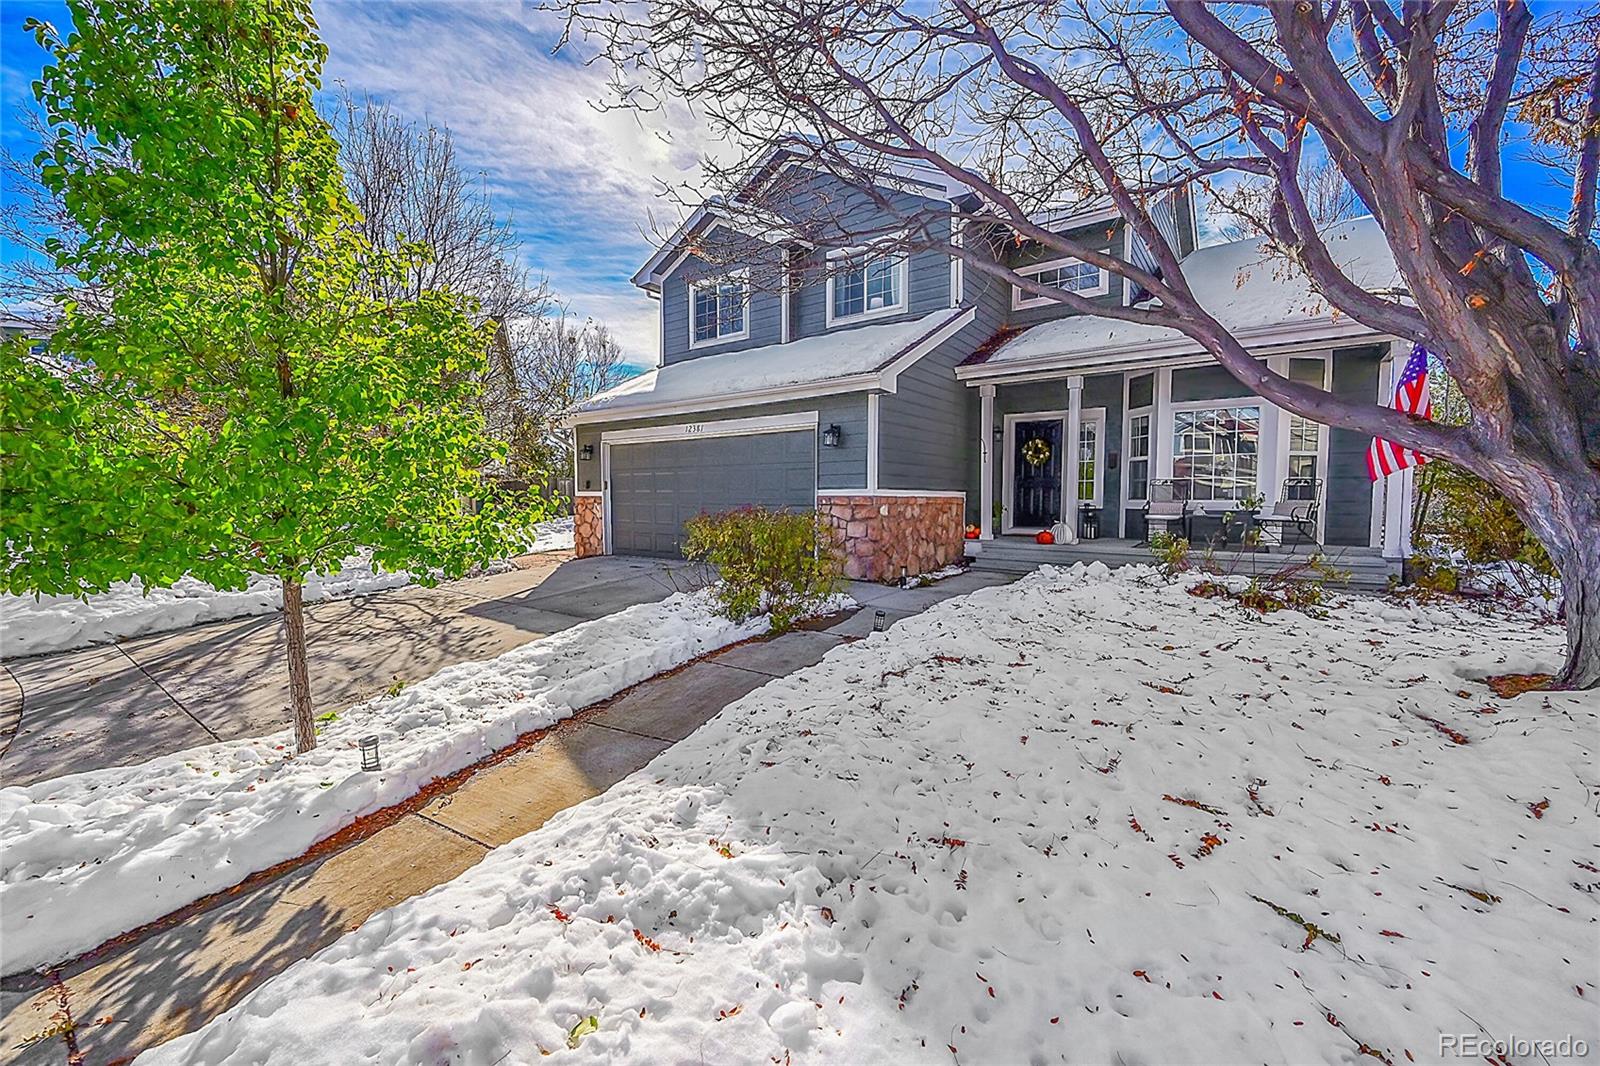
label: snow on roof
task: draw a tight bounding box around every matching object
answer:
[974,216,1402,371]
[568,308,966,423]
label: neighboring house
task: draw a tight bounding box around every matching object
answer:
[563,151,1414,584]
[1,317,53,357]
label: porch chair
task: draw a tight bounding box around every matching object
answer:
[1258,477,1323,549]
[1137,479,1192,546]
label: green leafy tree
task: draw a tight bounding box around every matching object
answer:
[2,0,536,752]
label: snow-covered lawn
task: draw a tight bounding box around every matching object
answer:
[1,580,811,976]
[0,517,576,660]
[145,564,1595,1066]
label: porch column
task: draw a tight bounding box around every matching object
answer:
[1259,355,1287,506]
[1153,367,1174,480]
[1064,375,1083,538]
[1370,351,1393,548]
[1380,342,1415,560]
[978,384,996,540]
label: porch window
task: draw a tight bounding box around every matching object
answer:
[690,273,749,347]
[1077,418,1102,505]
[1013,256,1109,309]
[1287,415,1320,481]
[1285,357,1326,482]
[1126,413,1150,501]
[1172,404,1261,501]
[1125,372,1154,504]
[828,251,905,324]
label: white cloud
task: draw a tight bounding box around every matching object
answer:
[316,0,711,359]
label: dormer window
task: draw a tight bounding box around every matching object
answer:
[1012,256,1109,309]
[689,271,749,348]
[826,248,907,326]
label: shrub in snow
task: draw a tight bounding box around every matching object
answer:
[1412,461,1560,608]
[684,507,845,634]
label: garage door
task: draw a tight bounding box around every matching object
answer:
[608,430,817,557]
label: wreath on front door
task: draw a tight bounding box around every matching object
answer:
[1022,437,1052,468]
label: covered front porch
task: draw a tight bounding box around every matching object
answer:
[960,341,1419,569]
[964,534,1401,589]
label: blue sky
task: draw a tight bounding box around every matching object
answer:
[2,0,714,364]
[1,1,1575,364]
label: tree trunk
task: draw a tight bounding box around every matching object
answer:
[282,577,317,752]
[1555,535,1600,691]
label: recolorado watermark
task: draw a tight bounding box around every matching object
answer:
[1440,1033,1590,1058]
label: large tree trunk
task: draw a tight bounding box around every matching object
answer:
[1504,462,1600,691]
[282,577,317,752]
[1552,530,1600,691]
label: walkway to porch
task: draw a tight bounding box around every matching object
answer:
[964,535,1402,590]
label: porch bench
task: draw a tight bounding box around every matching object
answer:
[1139,480,1193,544]
[1254,478,1323,549]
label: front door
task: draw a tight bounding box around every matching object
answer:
[1012,418,1063,529]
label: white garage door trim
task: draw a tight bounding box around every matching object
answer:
[599,411,819,553]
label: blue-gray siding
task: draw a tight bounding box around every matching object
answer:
[877,312,983,493]
[1000,219,1130,329]
[1326,345,1382,546]
[659,227,784,366]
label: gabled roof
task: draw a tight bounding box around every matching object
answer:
[563,307,974,425]
[630,200,815,292]
[632,140,970,294]
[958,217,1401,380]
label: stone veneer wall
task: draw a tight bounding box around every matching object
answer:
[817,494,966,582]
[574,494,605,557]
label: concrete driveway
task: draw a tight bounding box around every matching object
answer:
[0,553,702,787]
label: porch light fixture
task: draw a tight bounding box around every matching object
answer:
[822,424,842,448]
[359,735,381,772]
[873,610,888,632]
[579,443,595,461]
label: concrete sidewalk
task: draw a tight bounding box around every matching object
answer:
[0,553,696,787]
[0,568,1008,1066]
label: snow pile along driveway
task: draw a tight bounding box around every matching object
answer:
[146,564,1596,1066]
[0,586,777,975]
[0,517,576,659]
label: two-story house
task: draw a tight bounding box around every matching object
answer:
[563,149,1414,586]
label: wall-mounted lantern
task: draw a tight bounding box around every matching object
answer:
[579,443,595,461]
[821,424,843,448]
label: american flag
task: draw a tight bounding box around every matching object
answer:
[1367,344,1432,480]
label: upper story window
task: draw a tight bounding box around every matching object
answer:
[1012,256,1109,309]
[689,272,749,348]
[827,249,907,327]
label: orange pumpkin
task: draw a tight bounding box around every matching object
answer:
[1035,530,1055,545]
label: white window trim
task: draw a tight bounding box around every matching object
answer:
[687,269,750,350]
[825,247,909,328]
[1167,395,1267,505]
[1011,255,1110,310]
